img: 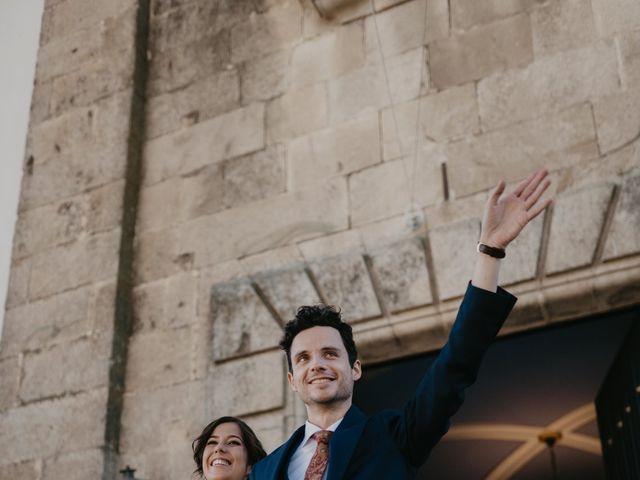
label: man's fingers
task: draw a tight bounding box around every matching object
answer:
[513,171,537,196]
[525,178,550,209]
[490,180,506,205]
[527,198,553,221]
[521,169,548,200]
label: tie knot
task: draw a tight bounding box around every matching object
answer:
[312,430,332,445]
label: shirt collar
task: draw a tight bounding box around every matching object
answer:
[301,417,343,447]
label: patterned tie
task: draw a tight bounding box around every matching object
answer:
[304,430,333,480]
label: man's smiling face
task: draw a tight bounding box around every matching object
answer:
[287,326,362,407]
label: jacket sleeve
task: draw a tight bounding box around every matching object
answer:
[386,282,517,466]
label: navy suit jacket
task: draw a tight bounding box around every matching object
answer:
[250,283,517,479]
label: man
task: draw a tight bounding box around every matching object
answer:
[250,169,552,479]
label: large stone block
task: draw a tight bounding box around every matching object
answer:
[364,0,449,59]
[126,326,191,391]
[617,29,640,90]
[478,40,620,130]
[266,83,328,143]
[210,350,285,416]
[531,0,596,57]
[593,88,640,155]
[21,93,130,209]
[19,335,111,402]
[0,461,38,479]
[240,49,290,103]
[146,70,240,139]
[253,267,322,322]
[290,21,365,87]
[179,163,225,221]
[450,0,545,30]
[179,178,348,268]
[429,218,480,300]
[381,83,479,160]
[143,102,265,185]
[430,14,533,89]
[148,28,232,96]
[349,153,443,226]
[368,238,432,312]
[500,214,544,285]
[224,144,286,208]
[603,174,640,260]
[134,227,183,284]
[29,229,120,299]
[288,112,380,190]
[230,0,302,63]
[546,184,614,274]
[591,0,640,37]
[447,103,598,197]
[298,229,364,260]
[41,449,103,480]
[4,258,30,309]
[0,357,19,412]
[210,280,282,361]
[136,177,183,232]
[0,287,90,359]
[310,253,381,321]
[0,388,107,464]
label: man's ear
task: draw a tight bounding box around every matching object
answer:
[287,371,297,392]
[352,359,362,382]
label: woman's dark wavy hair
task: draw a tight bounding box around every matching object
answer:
[280,304,358,371]
[192,416,266,478]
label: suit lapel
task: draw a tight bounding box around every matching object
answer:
[326,406,367,480]
[270,425,305,479]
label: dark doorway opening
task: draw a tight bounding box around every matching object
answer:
[353,308,637,479]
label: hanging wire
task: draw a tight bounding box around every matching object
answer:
[369,0,430,223]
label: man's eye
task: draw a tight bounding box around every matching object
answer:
[325,351,336,357]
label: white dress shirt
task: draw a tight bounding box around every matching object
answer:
[287,417,343,480]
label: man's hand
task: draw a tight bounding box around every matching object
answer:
[479,169,552,249]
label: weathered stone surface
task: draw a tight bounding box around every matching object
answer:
[617,29,640,90]
[253,267,321,322]
[0,357,19,412]
[450,0,545,30]
[299,229,364,260]
[40,0,132,42]
[241,410,286,453]
[593,88,640,155]
[310,253,381,321]
[132,281,164,333]
[369,238,432,312]
[4,258,30,309]
[231,0,302,63]
[447,103,597,197]
[0,461,38,479]
[144,102,265,185]
[603,174,640,260]
[136,177,182,232]
[430,14,533,89]
[146,69,240,139]
[478,40,620,130]
[500,214,544,285]
[429,218,480,300]
[311,0,372,22]
[211,280,282,360]
[178,163,224,221]
[29,229,120,299]
[29,79,52,126]
[289,112,380,190]
[267,83,327,143]
[126,327,191,391]
[134,227,183,284]
[240,245,305,275]
[531,0,596,57]
[291,21,364,87]
[240,49,290,103]
[87,180,125,233]
[546,184,614,274]
[349,152,443,226]
[224,144,286,208]
[148,28,231,96]
[0,388,107,464]
[21,93,130,209]
[20,335,111,402]
[179,178,348,268]
[41,449,103,480]
[381,84,479,160]
[87,281,116,335]
[1,287,90,359]
[364,0,449,58]
[591,0,640,37]
[210,351,285,416]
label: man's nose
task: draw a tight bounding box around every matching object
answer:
[309,356,327,371]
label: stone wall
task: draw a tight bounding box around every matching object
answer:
[1,0,640,479]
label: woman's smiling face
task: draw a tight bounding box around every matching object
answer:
[202,422,251,480]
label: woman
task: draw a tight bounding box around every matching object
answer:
[193,416,266,480]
